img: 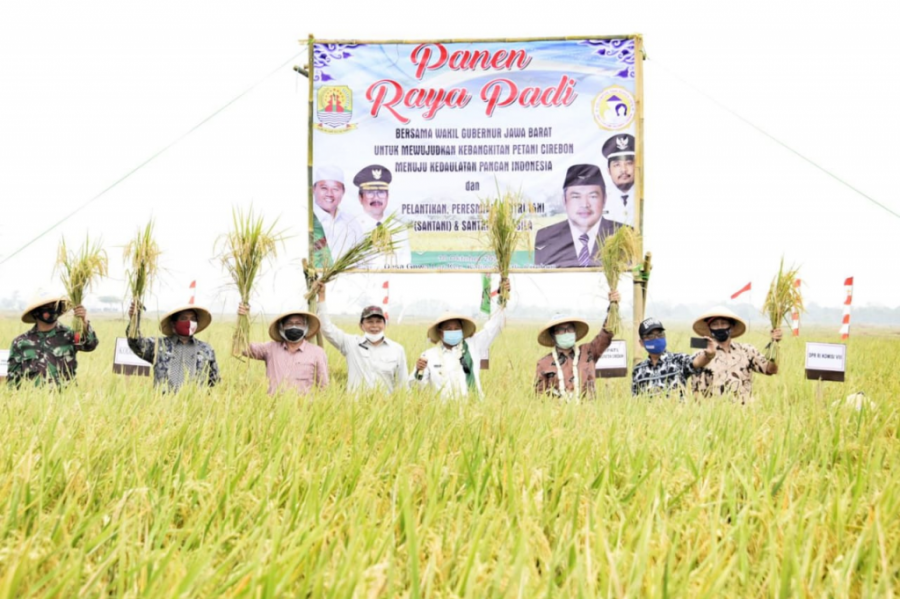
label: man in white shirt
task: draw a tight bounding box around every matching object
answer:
[411,279,510,398]
[352,164,412,268]
[601,134,635,226]
[311,165,363,266]
[315,281,408,392]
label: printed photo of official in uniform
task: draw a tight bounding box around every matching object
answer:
[534,164,629,268]
[601,133,635,226]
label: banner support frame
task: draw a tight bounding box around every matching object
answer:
[632,35,646,366]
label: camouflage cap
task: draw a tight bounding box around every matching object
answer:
[360,306,385,322]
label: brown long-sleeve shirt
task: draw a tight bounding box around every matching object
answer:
[534,328,613,398]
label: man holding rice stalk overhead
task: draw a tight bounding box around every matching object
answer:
[236,304,328,395]
[127,302,220,391]
[7,295,98,388]
[412,279,511,399]
[690,307,782,403]
[533,291,620,400]
[631,317,715,397]
[312,282,407,392]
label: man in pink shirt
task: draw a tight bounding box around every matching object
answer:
[237,305,329,395]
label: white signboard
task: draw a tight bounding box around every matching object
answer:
[0,349,9,378]
[805,342,846,382]
[596,340,627,377]
[114,338,151,376]
[806,342,846,371]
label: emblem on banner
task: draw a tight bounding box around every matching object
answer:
[591,86,636,131]
[315,85,357,133]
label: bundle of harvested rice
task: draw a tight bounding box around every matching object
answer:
[218,207,286,357]
[56,235,108,336]
[598,227,641,336]
[123,219,161,338]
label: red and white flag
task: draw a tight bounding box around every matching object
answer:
[730,282,752,300]
[188,280,196,305]
[840,277,853,340]
[790,279,801,336]
[382,280,389,321]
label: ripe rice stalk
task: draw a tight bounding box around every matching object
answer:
[479,183,533,306]
[304,214,407,303]
[217,207,286,358]
[598,227,641,336]
[123,220,161,338]
[762,257,803,360]
[55,235,109,336]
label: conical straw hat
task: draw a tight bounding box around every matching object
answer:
[21,295,71,324]
[537,315,590,347]
[160,305,213,336]
[268,310,320,342]
[692,306,747,338]
[427,313,477,344]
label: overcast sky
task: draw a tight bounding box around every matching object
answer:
[1,0,897,320]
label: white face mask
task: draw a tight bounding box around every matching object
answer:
[364,332,385,343]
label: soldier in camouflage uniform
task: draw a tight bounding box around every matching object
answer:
[127,301,220,391]
[7,297,99,388]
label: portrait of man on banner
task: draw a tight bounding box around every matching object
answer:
[601,133,635,225]
[352,164,412,269]
[534,164,628,268]
[311,165,363,268]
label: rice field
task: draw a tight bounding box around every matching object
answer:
[1,315,898,597]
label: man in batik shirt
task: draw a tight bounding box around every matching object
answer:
[7,296,99,388]
[533,291,619,400]
[631,317,714,397]
[690,306,782,403]
[127,301,220,391]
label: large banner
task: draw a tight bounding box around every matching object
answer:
[308,36,643,271]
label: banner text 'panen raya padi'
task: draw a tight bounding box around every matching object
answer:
[309,37,642,271]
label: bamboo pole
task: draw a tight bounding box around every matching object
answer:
[306,37,324,348]
[632,35,646,365]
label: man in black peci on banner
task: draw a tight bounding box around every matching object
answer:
[534,164,626,268]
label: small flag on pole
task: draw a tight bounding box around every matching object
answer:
[840,277,853,340]
[730,282,752,300]
[188,280,196,305]
[481,274,492,315]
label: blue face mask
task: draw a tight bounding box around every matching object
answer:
[643,338,667,355]
[442,329,464,346]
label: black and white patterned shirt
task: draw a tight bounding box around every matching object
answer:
[631,352,697,397]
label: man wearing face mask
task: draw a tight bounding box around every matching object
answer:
[412,279,511,398]
[631,317,715,397]
[533,291,620,399]
[237,305,328,395]
[689,307,783,403]
[311,282,408,392]
[7,296,99,388]
[127,301,220,391]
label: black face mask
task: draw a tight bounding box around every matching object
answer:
[282,327,306,342]
[710,327,731,342]
[32,307,59,324]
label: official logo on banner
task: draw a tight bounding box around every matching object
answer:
[316,85,357,133]
[592,86,635,130]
